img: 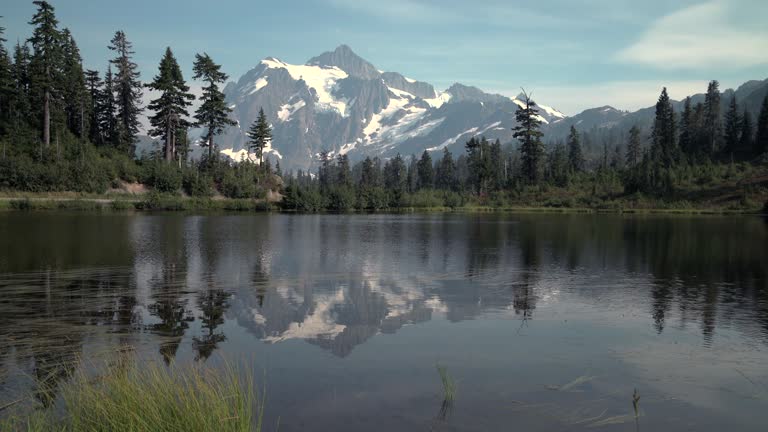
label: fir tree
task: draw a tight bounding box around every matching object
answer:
[567,125,584,173]
[416,150,434,189]
[108,30,142,155]
[650,87,676,169]
[84,69,102,145]
[99,66,119,147]
[723,96,740,157]
[247,108,272,167]
[336,153,351,186]
[755,94,768,157]
[739,109,753,157]
[703,80,721,155]
[512,91,544,184]
[549,143,568,187]
[679,97,693,158]
[360,156,378,189]
[61,29,88,139]
[384,153,407,204]
[0,19,12,130]
[10,43,32,134]
[28,0,62,151]
[626,125,642,168]
[490,139,504,190]
[146,47,194,163]
[193,53,235,161]
[435,148,456,191]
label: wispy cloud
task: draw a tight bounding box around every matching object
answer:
[614,0,768,69]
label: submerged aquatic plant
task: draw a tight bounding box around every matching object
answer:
[1,353,264,432]
[632,388,641,418]
[436,364,457,402]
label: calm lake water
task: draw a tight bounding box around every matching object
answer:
[1,212,767,431]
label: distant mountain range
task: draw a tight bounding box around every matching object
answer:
[152,45,768,171]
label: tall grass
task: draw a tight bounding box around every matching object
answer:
[1,354,263,432]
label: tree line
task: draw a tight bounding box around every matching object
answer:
[282,86,768,211]
[0,2,766,210]
[0,1,274,197]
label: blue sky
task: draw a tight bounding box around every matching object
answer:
[3,0,767,114]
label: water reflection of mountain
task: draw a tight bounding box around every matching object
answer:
[0,213,766,372]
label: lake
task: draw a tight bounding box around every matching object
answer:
[1,212,767,431]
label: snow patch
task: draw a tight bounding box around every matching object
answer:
[424,92,452,109]
[278,100,306,122]
[261,57,349,116]
[426,127,479,152]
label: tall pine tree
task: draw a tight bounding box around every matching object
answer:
[703,80,721,156]
[435,148,456,191]
[723,96,740,157]
[416,150,434,189]
[756,94,768,157]
[739,109,753,157]
[626,125,642,168]
[0,19,12,131]
[99,66,119,147]
[61,29,88,139]
[512,91,544,184]
[146,47,194,163]
[650,87,677,169]
[28,0,62,152]
[84,69,102,145]
[108,30,142,155]
[567,125,584,173]
[679,97,693,158]
[247,108,272,167]
[193,53,235,162]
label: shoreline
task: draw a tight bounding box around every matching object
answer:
[0,194,764,216]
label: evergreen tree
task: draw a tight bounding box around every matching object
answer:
[108,30,142,155]
[0,20,12,130]
[723,96,740,157]
[416,150,434,189]
[193,53,235,161]
[384,153,407,203]
[626,125,641,167]
[755,94,768,157]
[11,43,32,133]
[146,47,194,163]
[336,153,351,186]
[512,92,544,184]
[739,109,753,157]
[650,87,677,169]
[247,108,272,167]
[99,66,119,147]
[407,154,418,192]
[679,97,693,158]
[84,69,102,145]
[28,0,62,151]
[548,143,568,187]
[490,138,504,190]
[703,80,721,155]
[318,150,332,191]
[566,125,584,173]
[435,148,456,191]
[61,29,87,139]
[360,156,378,189]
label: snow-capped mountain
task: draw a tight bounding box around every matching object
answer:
[214,45,566,170]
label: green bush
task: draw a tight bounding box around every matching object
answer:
[145,162,183,194]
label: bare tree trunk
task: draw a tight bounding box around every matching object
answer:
[43,89,50,148]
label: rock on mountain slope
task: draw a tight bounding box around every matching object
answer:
[212,45,565,170]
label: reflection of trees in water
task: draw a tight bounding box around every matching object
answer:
[193,290,229,361]
[147,217,193,364]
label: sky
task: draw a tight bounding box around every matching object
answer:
[3,0,768,115]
